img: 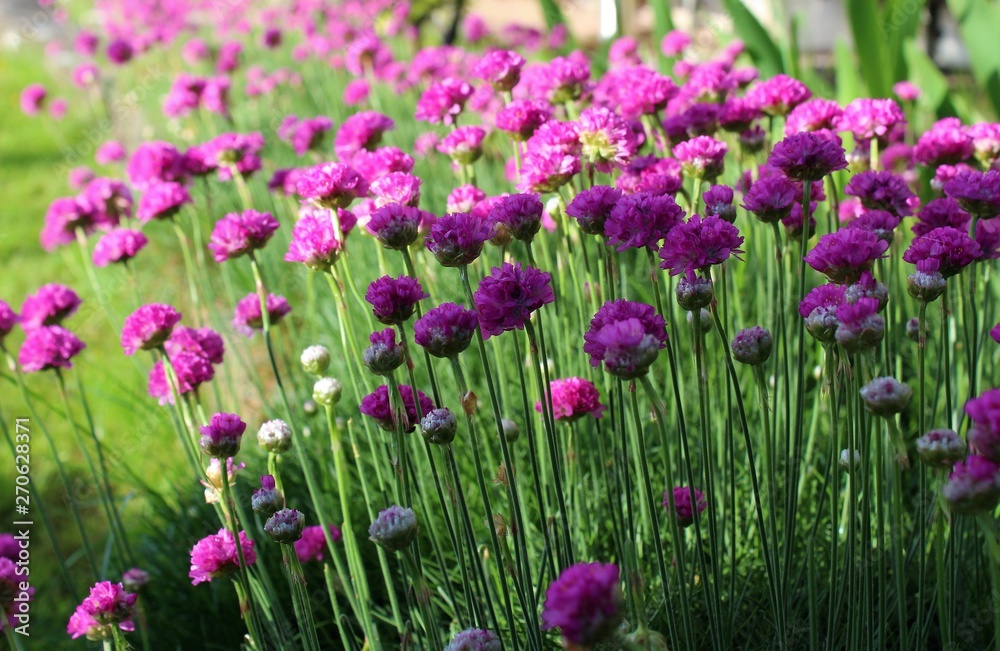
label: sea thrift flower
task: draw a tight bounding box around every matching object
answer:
[536,377,605,421]
[518,150,581,193]
[605,192,684,251]
[805,229,888,284]
[278,115,334,156]
[768,132,848,181]
[661,30,691,56]
[850,209,901,242]
[189,529,257,585]
[799,284,846,343]
[577,107,635,169]
[208,210,279,263]
[96,141,126,165]
[742,175,797,223]
[844,171,917,217]
[703,185,736,222]
[334,112,394,160]
[786,98,843,134]
[343,79,370,105]
[365,275,429,325]
[40,196,98,251]
[745,74,811,116]
[67,581,137,639]
[232,293,291,336]
[835,297,884,352]
[265,509,305,544]
[370,172,421,208]
[20,284,81,330]
[835,98,906,143]
[165,327,224,365]
[916,429,966,468]
[445,628,502,651]
[107,38,134,64]
[966,389,1000,448]
[903,227,982,277]
[967,122,1000,165]
[426,212,495,267]
[20,83,46,115]
[438,126,487,165]
[363,328,405,376]
[894,81,921,101]
[367,204,423,249]
[421,408,458,445]
[861,377,913,417]
[447,185,487,213]
[542,562,623,647]
[673,136,727,180]
[413,303,479,357]
[252,475,284,517]
[584,300,667,377]
[296,162,368,209]
[285,212,344,270]
[942,456,1000,514]
[659,215,745,276]
[731,326,773,365]
[126,141,187,191]
[913,198,971,237]
[541,54,591,103]
[294,525,343,563]
[474,263,554,339]
[136,182,192,222]
[415,77,474,125]
[914,118,974,167]
[0,301,18,340]
[566,186,622,236]
[992,324,1000,344]
[943,169,1000,218]
[199,412,246,458]
[121,304,182,354]
[18,325,86,372]
[369,505,418,552]
[495,99,552,141]
[360,385,435,433]
[490,193,544,242]
[474,50,525,91]
[665,486,708,527]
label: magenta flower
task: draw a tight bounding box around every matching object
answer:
[517,150,581,193]
[584,300,666,377]
[278,115,334,156]
[343,79,370,105]
[106,38,134,64]
[232,293,291,336]
[768,132,848,181]
[360,384,435,433]
[285,212,344,270]
[913,198,971,237]
[126,141,187,191]
[294,525,343,563]
[659,214,745,276]
[942,455,1000,514]
[413,302,479,358]
[943,169,1000,218]
[351,147,415,183]
[490,193,543,242]
[296,162,369,209]
[835,297,884,352]
[785,98,843,135]
[367,204,423,249]
[616,66,678,119]
[605,192,684,251]
[495,99,552,141]
[18,325,86,373]
[992,323,1000,344]
[148,353,214,405]
[745,74,811,116]
[664,486,708,527]
[835,98,906,143]
[804,229,889,284]
[202,132,265,180]
[67,581,136,640]
[165,326,225,365]
[438,126,487,165]
[742,175,797,223]
[371,172,421,208]
[20,284,81,330]
[215,40,242,73]
[661,30,692,56]
[136,182,191,223]
[968,122,1000,166]
[540,54,591,103]
[914,117,973,167]
[577,107,636,169]
[415,77,474,125]
[844,170,917,217]
[365,275,429,326]
[673,135,727,180]
[542,562,623,647]
[474,262,554,339]
[334,111,394,160]
[189,529,257,585]
[447,185,487,213]
[902,227,982,277]
[894,81,921,102]
[199,412,247,458]
[95,141,127,165]
[536,377,605,421]
[473,49,525,92]
[20,83,46,115]
[967,389,1000,462]
[0,301,18,340]
[121,304,183,355]
[566,186,622,236]
[208,210,279,263]
[426,212,495,267]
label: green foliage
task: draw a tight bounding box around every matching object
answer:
[720,0,784,77]
[946,0,1000,117]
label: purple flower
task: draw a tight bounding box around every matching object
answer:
[232,293,291,336]
[894,81,922,102]
[413,302,479,357]
[367,203,423,249]
[0,301,18,340]
[199,412,247,458]
[495,99,552,141]
[20,83,46,115]
[294,525,343,563]
[966,389,1000,462]
[20,284,81,330]
[835,98,906,143]
[473,50,525,91]
[702,185,736,222]
[844,171,916,217]
[849,209,901,242]
[136,182,192,223]
[786,98,843,135]
[541,54,591,103]
[541,562,623,646]
[536,377,605,421]
[202,132,265,180]
[121,304,183,355]
[490,193,543,242]
[165,326,225,365]
[285,211,345,270]
[913,198,971,237]
[835,297,884,352]
[126,141,187,191]
[517,150,580,193]
[584,300,666,377]
[968,122,1000,166]
[991,323,1000,344]
[914,117,973,167]
[360,384,435,433]
[334,112,394,160]
[664,486,708,527]
[615,66,678,119]
[943,168,1000,218]
[296,162,368,209]
[804,229,889,284]
[208,210,279,263]
[659,215,745,275]
[351,147,415,183]
[445,628,502,651]
[605,192,684,251]
[661,30,691,56]
[278,115,334,157]
[942,455,1000,514]
[745,74,811,116]
[903,227,982,277]
[673,136,727,180]
[474,263,554,339]
[67,581,136,640]
[368,505,419,552]
[426,212,495,267]
[365,275,429,326]
[189,529,257,585]
[438,126,487,165]
[741,175,797,223]
[415,77,474,125]
[566,186,622,236]
[370,172,421,208]
[96,141,127,165]
[363,328,405,376]
[768,132,848,181]
[107,38,134,65]
[18,325,86,373]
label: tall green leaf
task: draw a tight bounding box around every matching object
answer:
[720,0,784,77]
[883,0,926,82]
[538,0,568,29]
[834,39,864,106]
[946,0,1000,117]
[844,0,890,96]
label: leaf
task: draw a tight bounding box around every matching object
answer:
[903,40,948,112]
[883,0,927,81]
[720,0,784,77]
[537,0,568,29]
[844,0,889,96]
[834,39,864,106]
[946,0,1000,117]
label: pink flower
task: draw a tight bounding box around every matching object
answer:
[415,77,474,125]
[189,529,257,585]
[536,377,605,421]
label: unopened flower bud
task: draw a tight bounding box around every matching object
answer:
[687,308,713,335]
[122,568,150,594]
[363,329,404,376]
[860,377,912,418]
[369,505,418,553]
[265,508,305,543]
[916,429,966,468]
[303,399,318,416]
[907,270,946,304]
[942,455,1000,514]
[675,275,714,311]
[968,425,1000,463]
[905,317,921,342]
[300,345,330,375]
[199,412,247,458]
[502,418,519,443]
[257,419,293,453]
[731,326,772,365]
[840,449,861,473]
[252,475,284,517]
[313,377,343,406]
[420,408,457,445]
[489,222,513,247]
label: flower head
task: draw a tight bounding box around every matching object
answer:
[584,300,666,377]
[943,169,1000,218]
[577,107,636,168]
[415,78,474,125]
[495,99,552,141]
[942,456,1000,515]
[360,385,435,433]
[542,562,623,647]
[367,204,423,249]
[605,192,684,251]
[67,581,137,640]
[536,377,605,421]
[208,210,279,262]
[741,175,797,223]
[426,212,495,267]
[265,508,306,544]
[844,171,916,217]
[232,293,291,336]
[474,263,555,339]
[658,215,745,276]
[121,304,183,355]
[745,74,811,116]
[835,98,905,143]
[296,163,368,209]
[445,628,502,651]
[916,429,966,468]
[18,326,86,372]
[199,412,246,458]
[294,525,343,563]
[768,132,848,181]
[673,136,727,180]
[665,486,708,527]
[189,529,257,585]
[334,112,394,160]
[731,326,773,365]
[285,211,345,271]
[474,50,525,91]
[786,98,843,134]
[414,302,479,358]
[903,227,982,278]
[93,228,148,267]
[127,141,187,191]
[835,297,884,352]
[804,229,889,284]
[438,126,487,165]
[566,186,622,236]
[0,301,18,341]
[490,193,543,242]
[20,284,81,330]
